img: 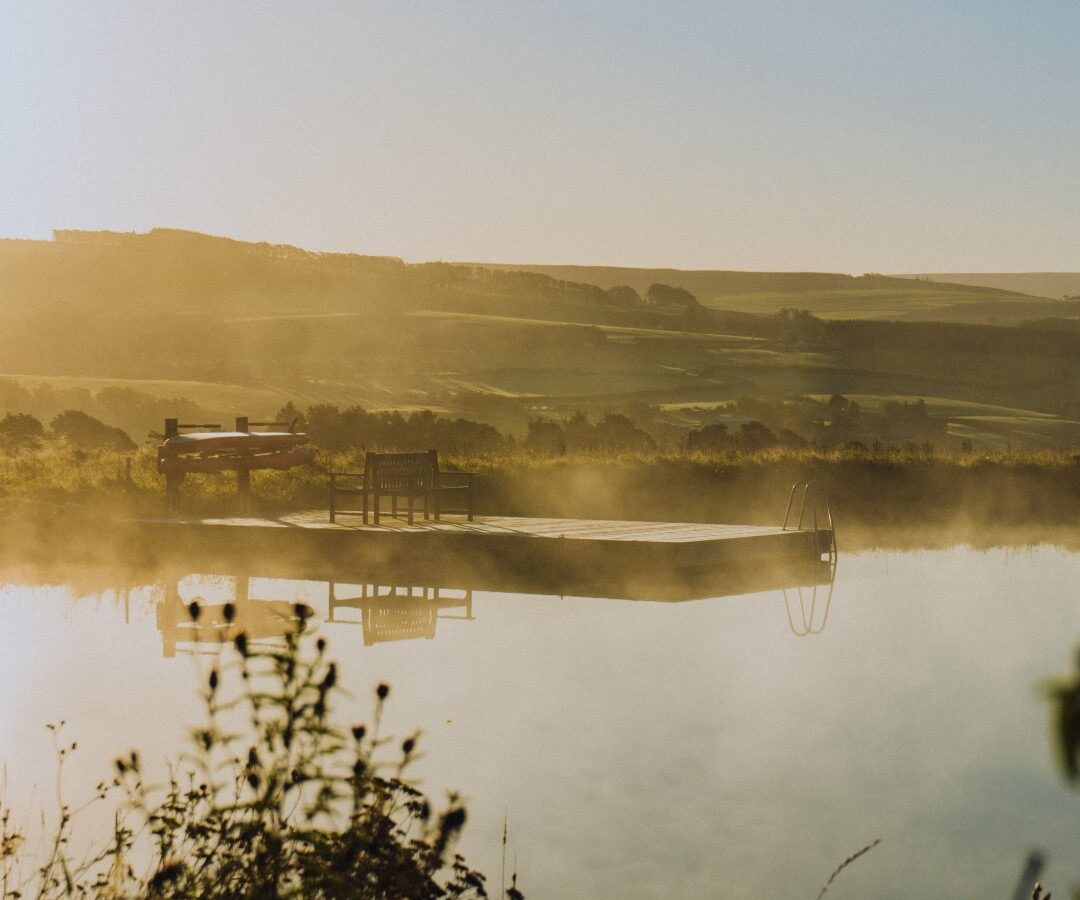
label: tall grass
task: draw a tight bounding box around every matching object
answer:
[0,605,505,898]
[3,443,1080,536]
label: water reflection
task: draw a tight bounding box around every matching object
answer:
[1043,648,1080,782]
[11,546,1080,897]
[328,582,474,646]
[143,558,837,658]
[782,560,836,636]
[157,574,313,657]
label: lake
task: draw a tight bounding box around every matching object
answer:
[2,544,1079,898]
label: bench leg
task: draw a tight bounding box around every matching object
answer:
[166,473,182,514]
[362,490,369,525]
[467,482,474,521]
[407,490,414,526]
[392,495,398,519]
[374,489,381,525]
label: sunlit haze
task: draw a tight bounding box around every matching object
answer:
[3,0,1079,271]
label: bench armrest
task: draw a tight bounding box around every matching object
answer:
[439,472,477,487]
[329,471,365,484]
[329,472,366,495]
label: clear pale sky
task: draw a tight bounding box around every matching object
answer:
[2,1,1078,272]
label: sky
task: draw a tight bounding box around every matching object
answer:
[1,0,1078,273]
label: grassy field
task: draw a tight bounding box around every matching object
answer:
[899,272,1080,300]
[5,331,1079,450]
[478,263,1062,324]
[697,287,1058,321]
[0,373,297,411]
[3,229,1080,453]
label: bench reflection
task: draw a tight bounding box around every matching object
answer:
[328,582,474,645]
[148,556,836,657]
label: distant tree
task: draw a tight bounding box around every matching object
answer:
[563,412,597,453]
[827,394,852,416]
[645,283,700,310]
[444,418,504,455]
[275,401,307,432]
[593,413,656,453]
[605,285,641,309]
[93,386,206,439]
[775,309,825,347]
[50,410,136,451]
[738,420,778,451]
[305,404,350,452]
[525,418,566,456]
[686,422,734,453]
[879,398,944,440]
[0,412,45,453]
[778,428,809,449]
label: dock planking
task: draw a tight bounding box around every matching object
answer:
[133,511,832,599]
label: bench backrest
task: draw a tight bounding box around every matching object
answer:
[364,450,439,492]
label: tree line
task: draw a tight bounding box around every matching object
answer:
[0,394,954,459]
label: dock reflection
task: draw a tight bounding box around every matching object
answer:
[328,582,474,646]
[0,551,838,656]
[157,574,314,657]
[147,556,836,656]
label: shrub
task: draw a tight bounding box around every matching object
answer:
[0,412,45,453]
[1,604,501,899]
[50,410,136,452]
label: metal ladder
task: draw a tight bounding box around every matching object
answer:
[783,576,835,637]
[782,480,838,563]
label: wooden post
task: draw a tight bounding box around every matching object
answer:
[163,418,181,513]
[235,416,251,501]
[165,473,181,514]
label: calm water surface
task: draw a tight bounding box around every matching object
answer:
[3,546,1080,898]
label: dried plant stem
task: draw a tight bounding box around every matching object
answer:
[815,838,882,899]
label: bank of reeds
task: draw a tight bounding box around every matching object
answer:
[3,444,1080,547]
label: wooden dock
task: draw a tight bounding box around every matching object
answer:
[133,510,834,601]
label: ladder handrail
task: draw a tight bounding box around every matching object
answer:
[782,480,838,562]
[783,576,835,637]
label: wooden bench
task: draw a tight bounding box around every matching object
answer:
[329,450,475,525]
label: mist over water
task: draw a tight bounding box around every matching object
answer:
[3,544,1079,898]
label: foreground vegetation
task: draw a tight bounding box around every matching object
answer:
[0,606,508,899]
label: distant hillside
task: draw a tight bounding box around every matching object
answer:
[6,229,1080,449]
[471,264,885,296]
[473,262,1059,323]
[0,228,412,317]
[0,229,733,325]
[898,273,1080,300]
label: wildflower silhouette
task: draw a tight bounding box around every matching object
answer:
[1,601,501,899]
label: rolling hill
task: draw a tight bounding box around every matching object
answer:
[898,273,1080,300]
[3,228,1080,450]
[473,262,1075,324]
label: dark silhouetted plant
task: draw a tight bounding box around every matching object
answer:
[1,601,501,899]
